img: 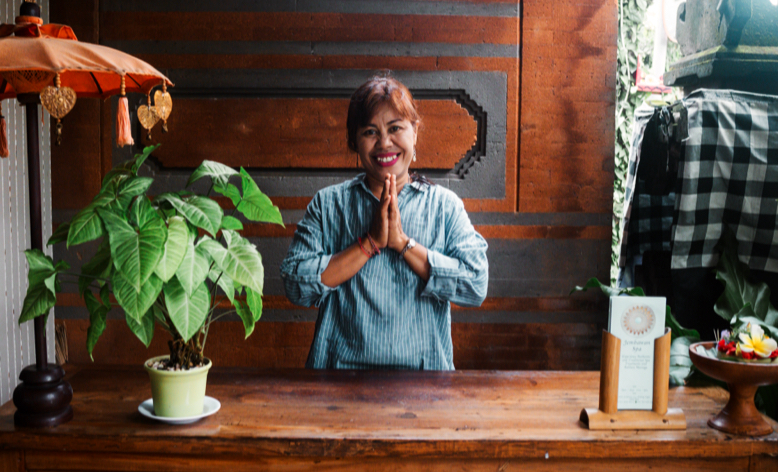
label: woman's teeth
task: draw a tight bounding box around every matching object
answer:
[376,154,399,163]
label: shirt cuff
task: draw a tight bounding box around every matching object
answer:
[420,249,462,301]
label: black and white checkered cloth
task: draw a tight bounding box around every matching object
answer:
[618,107,675,269]
[672,89,778,272]
[619,89,778,277]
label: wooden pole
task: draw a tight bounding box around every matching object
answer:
[10,95,73,428]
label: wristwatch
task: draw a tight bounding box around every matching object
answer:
[400,238,416,257]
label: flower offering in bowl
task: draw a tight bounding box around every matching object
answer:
[715,324,778,363]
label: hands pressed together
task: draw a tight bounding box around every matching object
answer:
[368,174,409,253]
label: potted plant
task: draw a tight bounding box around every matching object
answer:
[18,144,283,418]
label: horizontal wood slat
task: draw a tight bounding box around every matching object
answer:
[141,98,476,170]
[59,319,603,370]
[101,12,518,45]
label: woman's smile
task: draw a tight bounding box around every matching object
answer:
[373,152,401,167]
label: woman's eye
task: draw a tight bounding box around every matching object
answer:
[362,129,376,136]
[389,125,401,133]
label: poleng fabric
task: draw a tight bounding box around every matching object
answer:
[672,89,778,272]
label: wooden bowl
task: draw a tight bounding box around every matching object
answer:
[689,341,778,436]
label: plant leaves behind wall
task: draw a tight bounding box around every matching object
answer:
[155,216,189,283]
[236,168,284,226]
[164,277,209,343]
[126,305,155,348]
[19,250,69,324]
[713,229,778,326]
[84,290,109,360]
[198,235,264,295]
[113,271,163,323]
[187,160,239,188]
[669,336,695,387]
[569,277,645,297]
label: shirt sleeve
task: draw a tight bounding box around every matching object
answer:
[420,195,488,307]
[279,194,339,307]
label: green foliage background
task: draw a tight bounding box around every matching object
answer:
[612,0,682,286]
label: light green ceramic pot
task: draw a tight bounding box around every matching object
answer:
[144,355,213,418]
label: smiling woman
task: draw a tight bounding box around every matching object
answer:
[280,75,489,370]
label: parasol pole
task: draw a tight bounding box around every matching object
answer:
[10,0,72,429]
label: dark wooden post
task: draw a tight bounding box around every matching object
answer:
[10,1,73,428]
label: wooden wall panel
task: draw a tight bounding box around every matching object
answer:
[520,0,617,214]
[139,99,476,170]
[49,0,617,371]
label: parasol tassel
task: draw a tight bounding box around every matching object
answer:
[0,102,7,158]
[116,76,133,147]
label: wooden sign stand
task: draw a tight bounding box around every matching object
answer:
[580,328,686,430]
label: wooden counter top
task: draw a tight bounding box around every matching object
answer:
[0,365,777,471]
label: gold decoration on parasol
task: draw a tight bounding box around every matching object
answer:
[39,73,75,145]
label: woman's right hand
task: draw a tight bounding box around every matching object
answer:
[368,176,391,248]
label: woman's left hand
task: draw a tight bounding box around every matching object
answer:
[387,174,409,252]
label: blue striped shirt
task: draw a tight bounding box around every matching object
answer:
[280,174,488,370]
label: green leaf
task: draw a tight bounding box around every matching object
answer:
[220,215,243,231]
[118,176,153,199]
[47,222,70,246]
[84,291,109,361]
[236,168,284,226]
[155,216,189,282]
[209,269,236,306]
[131,144,161,174]
[714,228,778,325]
[569,277,644,297]
[66,191,115,247]
[113,271,163,323]
[666,306,700,341]
[175,235,211,297]
[669,336,696,387]
[97,205,166,293]
[19,250,67,324]
[234,299,255,338]
[101,168,132,188]
[126,306,155,348]
[187,160,239,188]
[246,287,263,322]
[156,194,222,237]
[78,238,112,296]
[164,277,209,343]
[198,236,264,295]
[214,183,242,207]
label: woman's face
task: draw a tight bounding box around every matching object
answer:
[356,102,418,187]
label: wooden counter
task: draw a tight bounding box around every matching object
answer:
[0,365,777,471]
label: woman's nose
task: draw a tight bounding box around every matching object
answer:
[379,133,392,148]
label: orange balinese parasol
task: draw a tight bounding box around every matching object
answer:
[0,0,173,428]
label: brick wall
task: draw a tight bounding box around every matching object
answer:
[51,0,615,370]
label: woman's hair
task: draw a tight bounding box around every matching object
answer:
[346,75,420,152]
